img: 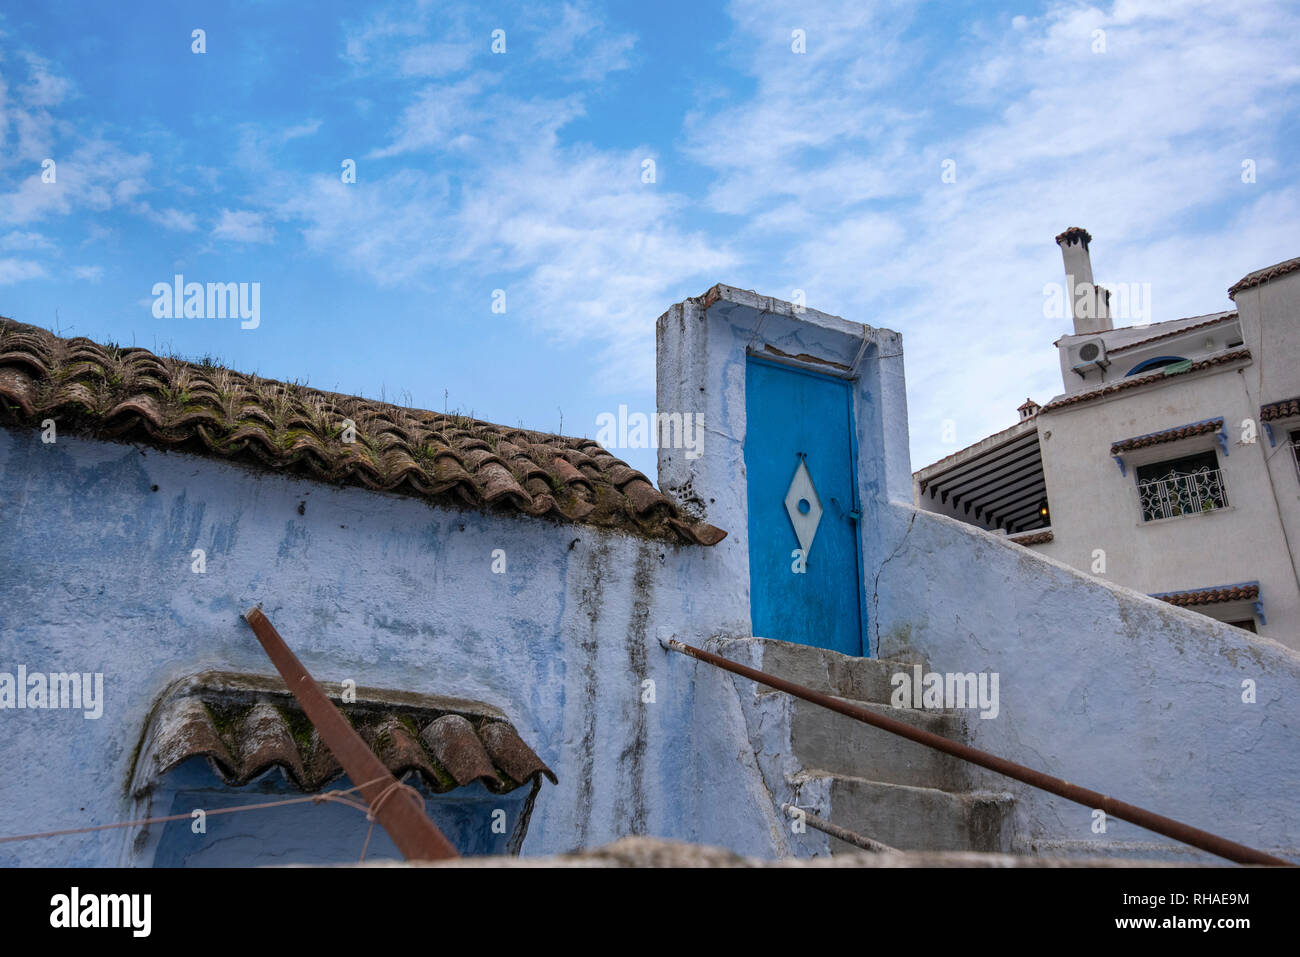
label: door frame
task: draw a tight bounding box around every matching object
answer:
[744,353,870,656]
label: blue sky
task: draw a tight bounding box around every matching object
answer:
[2,0,1297,480]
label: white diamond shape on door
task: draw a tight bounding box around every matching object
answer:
[783,459,823,557]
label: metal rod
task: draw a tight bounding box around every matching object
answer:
[664,638,1292,867]
[782,803,895,853]
[244,607,459,861]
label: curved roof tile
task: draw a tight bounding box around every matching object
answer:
[1040,350,1251,412]
[1151,582,1260,608]
[1110,418,1224,455]
[0,318,725,546]
[133,672,557,796]
[1260,397,1300,422]
[1228,256,1300,299]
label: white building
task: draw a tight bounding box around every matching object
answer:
[915,229,1300,645]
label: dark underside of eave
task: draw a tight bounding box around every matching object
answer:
[920,429,1048,534]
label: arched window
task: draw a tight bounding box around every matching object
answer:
[1125,355,1188,376]
[125,673,555,866]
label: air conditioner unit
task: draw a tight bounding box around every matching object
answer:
[1069,337,1109,376]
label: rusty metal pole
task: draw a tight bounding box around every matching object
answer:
[244,606,459,861]
[664,637,1292,867]
[781,803,896,853]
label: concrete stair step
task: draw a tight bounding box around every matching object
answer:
[791,697,972,790]
[1015,838,1248,865]
[716,636,925,705]
[793,771,1015,854]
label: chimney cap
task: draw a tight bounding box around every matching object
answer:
[1055,226,1092,247]
[1018,397,1041,419]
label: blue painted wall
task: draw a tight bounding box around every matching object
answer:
[0,426,786,865]
[5,285,1294,867]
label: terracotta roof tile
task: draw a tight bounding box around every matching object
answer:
[1228,256,1300,299]
[1054,226,1092,246]
[1110,418,1223,455]
[0,318,725,546]
[1105,313,1238,356]
[1008,530,1053,546]
[1260,397,1300,422]
[133,672,557,797]
[1151,582,1259,608]
[1040,350,1251,413]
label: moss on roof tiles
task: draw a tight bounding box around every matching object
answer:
[0,317,726,546]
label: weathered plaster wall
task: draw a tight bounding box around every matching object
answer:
[1236,270,1300,638]
[5,281,1296,867]
[870,500,1300,860]
[1035,365,1300,644]
[0,426,777,864]
[655,286,1300,862]
[657,285,910,658]
[656,285,1300,862]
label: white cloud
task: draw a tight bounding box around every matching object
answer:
[80,223,115,245]
[212,208,274,243]
[366,77,494,159]
[680,0,1300,468]
[18,52,72,108]
[398,42,476,78]
[8,0,1275,448]
[274,168,455,284]
[280,119,322,142]
[0,137,153,225]
[72,264,103,283]
[0,52,202,243]
[0,258,46,284]
[278,101,732,387]
[137,204,197,232]
[0,230,52,250]
[448,144,737,384]
[529,2,636,82]
[342,9,431,68]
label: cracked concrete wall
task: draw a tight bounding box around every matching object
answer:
[869,500,1300,860]
[0,426,784,863]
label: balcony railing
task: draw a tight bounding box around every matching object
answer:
[1137,467,1229,522]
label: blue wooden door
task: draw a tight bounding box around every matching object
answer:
[745,357,865,656]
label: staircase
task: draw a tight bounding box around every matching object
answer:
[712,636,1016,856]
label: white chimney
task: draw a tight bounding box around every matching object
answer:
[1056,227,1112,334]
